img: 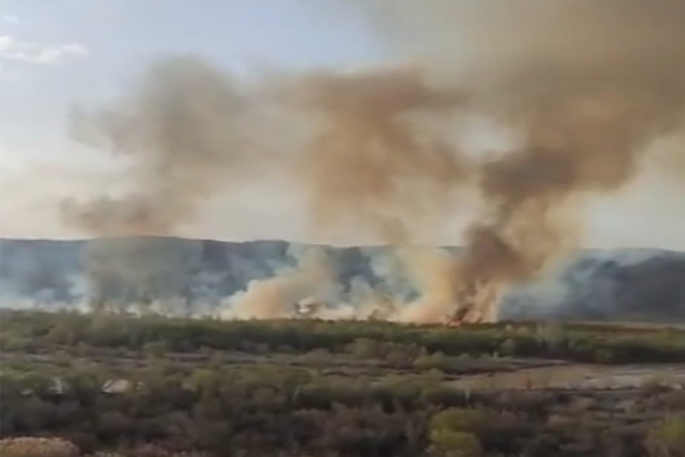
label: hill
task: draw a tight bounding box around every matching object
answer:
[1,238,683,322]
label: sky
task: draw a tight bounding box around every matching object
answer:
[0,0,684,250]
[0,0,384,171]
[0,0,387,241]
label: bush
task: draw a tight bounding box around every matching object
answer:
[499,338,517,357]
[426,407,490,456]
[349,338,382,359]
[430,408,489,435]
[414,352,447,371]
[143,341,169,358]
[428,430,483,457]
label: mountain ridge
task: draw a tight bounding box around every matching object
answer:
[1,237,684,322]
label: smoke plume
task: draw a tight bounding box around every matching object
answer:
[61,57,293,313]
[339,0,685,322]
[84,237,201,314]
[392,246,459,323]
[57,0,685,322]
[226,246,333,319]
[291,65,470,243]
[62,56,298,235]
[280,66,473,321]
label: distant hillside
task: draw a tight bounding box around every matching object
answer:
[1,237,683,322]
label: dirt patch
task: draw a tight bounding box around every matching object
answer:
[451,364,685,390]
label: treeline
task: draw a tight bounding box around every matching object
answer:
[2,310,685,363]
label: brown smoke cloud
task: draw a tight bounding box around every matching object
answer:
[226,246,334,319]
[391,246,459,323]
[290,65,470,243]
[339,0,685,323]
[58,0,685,322]
[279,66,472,321]
[62,56,289,236]
[60,57,307,315]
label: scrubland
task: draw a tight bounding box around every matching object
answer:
[1,310,685,457]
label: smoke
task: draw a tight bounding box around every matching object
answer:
[291,65,470,242]
[84,237,201,314]
[391,246,459,323]
[62,56,291,235]
[53,1,685,322]
[225,245,334,319]
[61,57,299,313]
[337,0,685,322]
[276,66,473,321]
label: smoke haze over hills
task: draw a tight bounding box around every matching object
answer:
[1,238,683,324]
[1,1,684,323]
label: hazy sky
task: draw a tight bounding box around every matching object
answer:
[1,0,684,249]
[0,0,386,241]
[0,0,384,171]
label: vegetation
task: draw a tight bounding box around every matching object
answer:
[2,310,684,363]
[1,310,685,457]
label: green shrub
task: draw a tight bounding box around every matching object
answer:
[414,352,447,371]
[428,429,483,457]
[430,408,489,435]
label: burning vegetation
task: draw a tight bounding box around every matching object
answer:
[57,0,685,324]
